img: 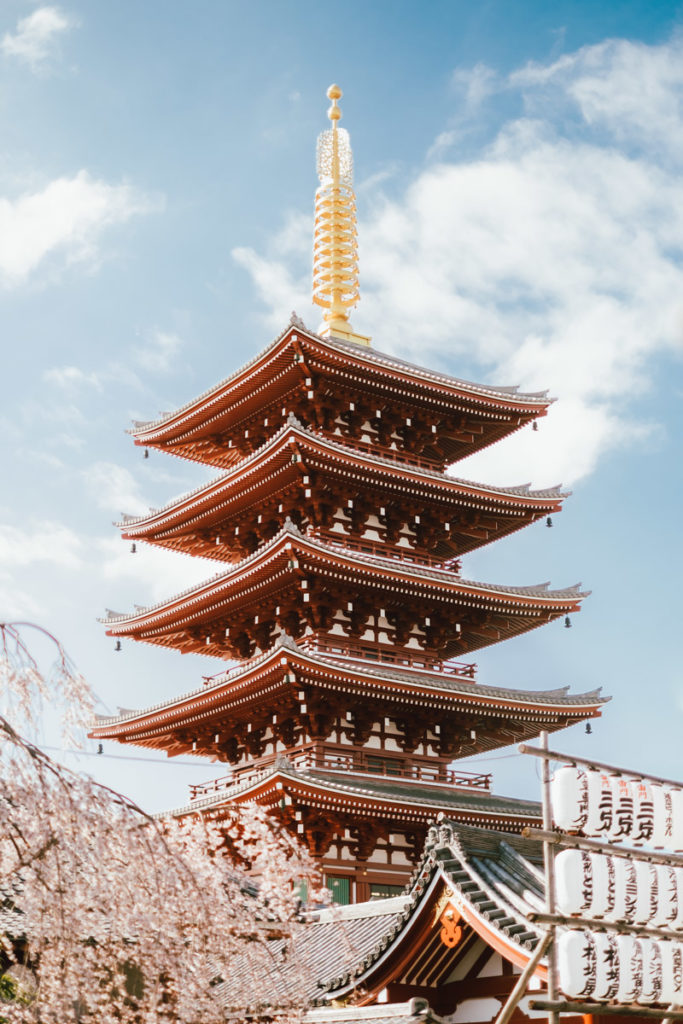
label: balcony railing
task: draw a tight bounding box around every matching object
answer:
[321,532,460,572]
[299,636,477,678]
[189,744,492,801]
[200,640,476,688]
[339,435,443,472]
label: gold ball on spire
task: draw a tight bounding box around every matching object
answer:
[327,84,342,123]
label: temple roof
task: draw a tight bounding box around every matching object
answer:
[129,322,552,468]
[132,322,551,439]
[210,818,549,1012]
[91,633,606,742]
[101,521,587,661]
[117,416,566,559]
[316,819,547,1001]
[162,759,542,829]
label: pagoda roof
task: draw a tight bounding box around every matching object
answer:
[101,521,587,659]
[90,633,606,745]
[161,758,543,832]
[118,416,566,557]
[130,320,552,464]
[315,819,548,1001]
[212,820,551,1012]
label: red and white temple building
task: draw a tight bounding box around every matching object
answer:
[91,85,605,908]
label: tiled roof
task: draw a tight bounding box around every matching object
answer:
[101,519,588,627]
[304,771,542,818]
[317,819,547,1000]
[159,760,543,821]
[117,415,566,529]
[211,899,407,1010]
[211,818,549,1011]
[131,319,551,436]
[91,632,606,731]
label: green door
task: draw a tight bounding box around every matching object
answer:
[326,875,351,905]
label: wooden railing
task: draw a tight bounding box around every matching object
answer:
[300,636,477,678]
[200,642,476,688]
[339,435,443,472]
[190,745,492,800]
[321,533,460,572]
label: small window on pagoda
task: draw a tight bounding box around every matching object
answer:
[366,755,402,777]
[325,875,351,906]
[369,883,404,901]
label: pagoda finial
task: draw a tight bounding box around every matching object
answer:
[312,85,371,346]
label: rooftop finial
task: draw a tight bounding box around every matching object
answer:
[312,85,371,346]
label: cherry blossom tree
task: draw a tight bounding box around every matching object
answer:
[0,622,320,1022]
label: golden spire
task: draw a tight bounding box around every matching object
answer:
[312,85,371,346]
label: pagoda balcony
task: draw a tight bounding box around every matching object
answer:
[298,635,477,678]
[189,744,492,801]
[322,533,460,572]
[334,434,445,472]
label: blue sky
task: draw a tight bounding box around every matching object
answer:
[1,1,682,812]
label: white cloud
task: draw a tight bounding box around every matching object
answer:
[512,37,683,155]
[43,365,103,390]
[0,170,159,287]
[232,244,312,329]
[0,520,83,569]
[1,6,75,72]
[134,329,184,373]
[97,536,216,606]
[84,462,150,520]
[233,34,683,488]
[85,462,150,518]
[0,571,43,618]
[451,62,499,110]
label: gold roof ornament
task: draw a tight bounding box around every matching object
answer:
[312,85,371,346]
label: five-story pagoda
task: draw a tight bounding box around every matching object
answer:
[92,87,606,904]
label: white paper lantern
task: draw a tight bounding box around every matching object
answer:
[658,940,678,1006]
[673,942,683,1002]
[652,785,675,850]
[593,853,616,920]
[552,766,588,832]
[593,931,620,1001]
[610,776,636,843]
[654,864,678,929]
[632,780,655,846]
[611,856,631,923]
[633,859,658,925]
[619,856,639,924]
[673,868,683,931]
[558,929,597,999]
[616,934,643,1004]
[556,849,593,917]
[585,770,616,838]
[670,789,683,852]
[640,938,664,1005]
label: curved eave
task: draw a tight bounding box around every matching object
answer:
[130,322,552,447]
[101,522,588,638]
[90,638,606,743]
[118,418,567,547]
[321,828,549,1002]
[160,764,543,827]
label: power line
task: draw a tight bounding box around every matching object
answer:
[42,746,213,768]
[46,745,527,770]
